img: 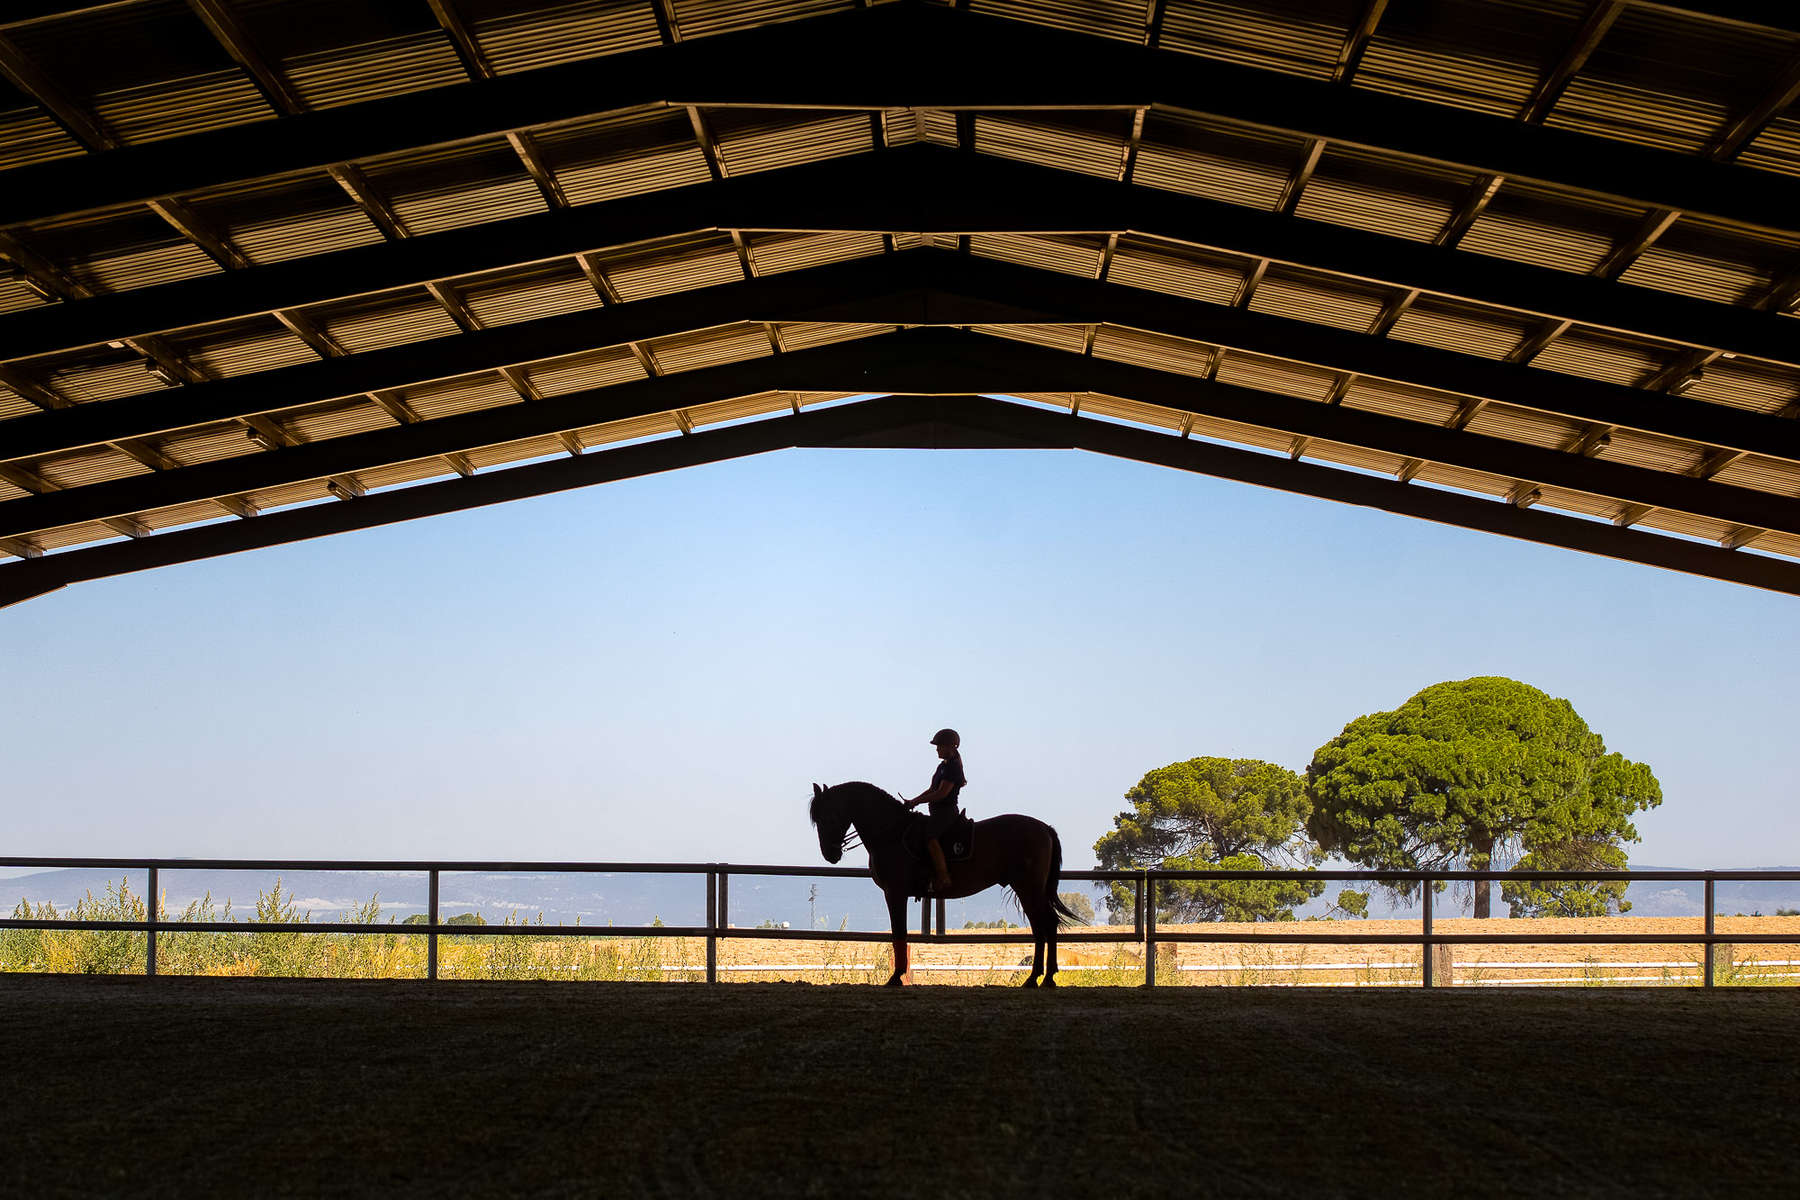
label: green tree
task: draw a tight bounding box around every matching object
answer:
[1094,757,1324,923]
[1305,677,1661,918]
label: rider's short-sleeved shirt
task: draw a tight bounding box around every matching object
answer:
[929,754,966,819]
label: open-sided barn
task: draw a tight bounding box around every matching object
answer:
[2,0,1798,606]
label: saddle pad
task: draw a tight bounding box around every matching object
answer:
[903,811,975,862]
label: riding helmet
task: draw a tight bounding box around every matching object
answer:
[930,728,960,748]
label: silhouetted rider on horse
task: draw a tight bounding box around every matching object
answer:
[904,728,965,894]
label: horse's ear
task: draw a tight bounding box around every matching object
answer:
[812,783,823,798]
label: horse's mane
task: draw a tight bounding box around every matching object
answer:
[810,780,902,825]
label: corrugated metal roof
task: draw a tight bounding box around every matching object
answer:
[1105,237,1248,306]
[163,320,321,378]
[1293,146,1472,244]
[1091,326,1218,378]
[1133,113,1302,209]
[1387,301,1535,361]
[974,113,1132,180]
[970,323,1088,354]
[278,398,397,444]
[316,291,466,354]
[970,234,1105,277]
[463,0,664,74]
[746,232,885,276]
[1249,269,1390,332]
[0,0,1796,585]
[0,107,83,169]
[645,323,772,374]
[31,445,154,490]
[1543,7,1797,154]
[1355,0,1585,118]
[1214,349,1341,402]
[458,261,603,327]
[712,111,872,176]
[597,233,743,301]
[521,346,648,396]
[1157,0,1354,81]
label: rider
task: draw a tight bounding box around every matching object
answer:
[904,728,965,894]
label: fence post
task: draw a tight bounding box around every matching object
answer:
[1703,876,1715,988]
[935,897,946,937]
[1133,872,1144,938]
[427,869,439,981]
[1144,874,1157,988]
[719,869,729,936]
[1421,880,1434,989]
[705,868,718,984]
[145,865,158,977]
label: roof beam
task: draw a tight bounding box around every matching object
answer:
[10,248,1797,468]
[1709,58,1800,163]
[0,30,116,148]
[1594,207,1682,280]
[1332,0,1390,86]
[1519,1,1624,125]
[6,148,1794,368]
[7,392,1798,603]
[1,4,1796,237]
[185,0,304,115]
[7,328,1796,544]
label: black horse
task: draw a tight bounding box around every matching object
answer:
[810,781,1080,987]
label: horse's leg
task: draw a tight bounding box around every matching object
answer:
[1043,890,1059,988]
[1020,891,1045,988]
[884,887,912,987]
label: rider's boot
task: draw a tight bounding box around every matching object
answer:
[927,838,952,894]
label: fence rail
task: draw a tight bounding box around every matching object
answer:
[4,859,1795,988]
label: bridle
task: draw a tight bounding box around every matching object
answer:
[824,786,909,858]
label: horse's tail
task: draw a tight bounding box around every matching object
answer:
[1048,827,1082,927]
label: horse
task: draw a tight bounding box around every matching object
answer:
[809,781,1081,987]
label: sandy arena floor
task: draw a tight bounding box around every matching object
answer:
[3,975,1794,1198]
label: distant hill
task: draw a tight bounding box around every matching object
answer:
[0,865,1027,930]
[6,865,1793,929]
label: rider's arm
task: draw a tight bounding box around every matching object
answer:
[906,780,951,808]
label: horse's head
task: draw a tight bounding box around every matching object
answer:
[810,783,848,864]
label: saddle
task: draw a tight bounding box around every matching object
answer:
[901,809,975,863]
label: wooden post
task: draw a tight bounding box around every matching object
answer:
[1421,882,1434,989]
[705,869,717,984]
[145,865,158,977]
[935,896,946,937]
[1704,877,1715,988]
[1144,876,1157,988]
[427,869,439,981]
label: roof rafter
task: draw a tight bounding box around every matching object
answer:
[9,250,1795,468]
[1,3,1796,236]
[6,149,1794,369]
[7,328,1796,543]
[1519,1,1624,125]
[7,392,1798,607]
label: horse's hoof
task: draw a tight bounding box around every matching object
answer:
[884,974,905,988]
[1021,976,1040,989]
[1042,976,1058,988]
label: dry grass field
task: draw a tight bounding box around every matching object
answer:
[3,975,1794,1198]
[676,915,1800,987]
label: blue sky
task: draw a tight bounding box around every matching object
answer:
[3,434,1795,870]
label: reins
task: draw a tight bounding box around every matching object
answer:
[832,786,908,858]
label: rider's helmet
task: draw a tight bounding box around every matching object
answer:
[930,728,960,748]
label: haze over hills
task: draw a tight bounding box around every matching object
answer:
[5,865,1796,929]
